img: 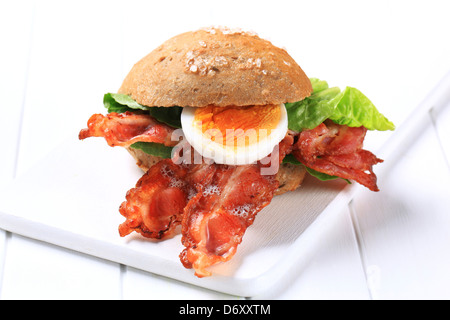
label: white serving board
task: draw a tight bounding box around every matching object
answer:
[1,72,449,296]
[0,136,355,296]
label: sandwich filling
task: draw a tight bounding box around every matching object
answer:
[79,78,394,277]
[194,104,281,143]
[181,103,288,166]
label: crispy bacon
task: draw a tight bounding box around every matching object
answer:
[78,112,177,147]
[118,138,291,277]
[179,164,278,277]
[278,131,295,162]
[118,160,190,239]
[118,159,278,277]
[292,121,383,191]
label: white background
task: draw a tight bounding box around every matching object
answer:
[1,0,450,299]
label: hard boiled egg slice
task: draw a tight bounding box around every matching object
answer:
[180,104,288,165]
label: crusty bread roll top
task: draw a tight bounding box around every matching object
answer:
[118,27,312,108]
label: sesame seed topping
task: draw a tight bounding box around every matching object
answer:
[189,65,198,73]
[238,57,263,70]
[199,26,259,37]
[185,51,231,76]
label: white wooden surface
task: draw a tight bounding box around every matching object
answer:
[1,0,450,299]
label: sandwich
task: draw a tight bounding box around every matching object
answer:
[79,27,394,277]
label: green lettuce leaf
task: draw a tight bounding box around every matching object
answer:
[310,77,330,93]
[328,87,395,130]
[285,78,395,131]
[103,93,182,128]
[282,154,350,183]
[130,142,173,159]
[148,106,182,128]
[282,154,303,165]
[104,93,150,113]
[305,167,351,184]
[285,84,341,131]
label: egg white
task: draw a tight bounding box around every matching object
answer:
[180,104,288,165]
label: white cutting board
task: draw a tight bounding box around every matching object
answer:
[0,136,354,296]
[1,71,448,296]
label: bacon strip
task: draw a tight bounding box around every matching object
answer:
[179,164,278,277]
[292,121,383,191]
[78,112,177,147]
[118,160,190,239]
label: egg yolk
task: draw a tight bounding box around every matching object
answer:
[194,105,281,148]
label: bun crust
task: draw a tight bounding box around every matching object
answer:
[118,27,312,108]
[126,147,306,196]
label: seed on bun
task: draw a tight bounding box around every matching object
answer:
[118,26,312,108]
